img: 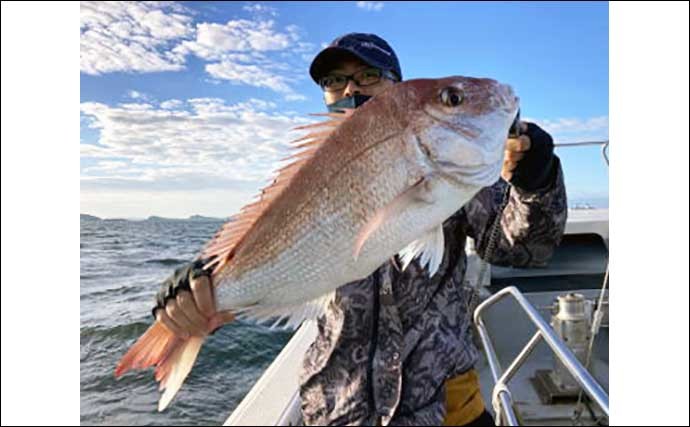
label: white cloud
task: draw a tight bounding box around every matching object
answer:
[172,19,310,99]
[160,99,184,110]
[80,143,111,158]
[81,3,312,98]
[186,20,310,100]
[126,90,155,103]
[80,98,314,196]
[242,3,278,17]
[284,93,308,101]
[176,20,291,61]
[356,1,384,12]
[118,102,154,111]
[80,1,194,74]
[82,160,128,173]
[538,116,608,134]
[205,61,294,95]
[285,24,302,42]
[529,116,609,142]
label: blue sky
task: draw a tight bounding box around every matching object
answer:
[80,1,609,218]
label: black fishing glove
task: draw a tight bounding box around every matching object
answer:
[509,122,557,192]
[152,258,212,319]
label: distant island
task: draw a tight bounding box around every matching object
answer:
[146,215,225,221]
[81,213,227,221]
[188,215,224,221]
[146,215,175,221]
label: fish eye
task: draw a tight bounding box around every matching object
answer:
[440,87,464,107]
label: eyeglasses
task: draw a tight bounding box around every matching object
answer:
[318,68,398,92]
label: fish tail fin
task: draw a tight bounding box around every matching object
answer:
[154,335,204,411]
[114,322,205,411]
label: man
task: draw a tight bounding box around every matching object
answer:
[153,33,567,426]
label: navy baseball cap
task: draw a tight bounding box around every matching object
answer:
[310,33,402,84]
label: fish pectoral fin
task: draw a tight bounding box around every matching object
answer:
[398,224,446,277]
[353,176,436,260]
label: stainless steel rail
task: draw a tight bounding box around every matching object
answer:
[473,286,609,425]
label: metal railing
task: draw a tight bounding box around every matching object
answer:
[473,286,609,426]
[554,139,609,166]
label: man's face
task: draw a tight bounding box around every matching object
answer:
[322,57,396,105]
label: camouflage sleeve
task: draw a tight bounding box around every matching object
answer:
[455,156,568,268]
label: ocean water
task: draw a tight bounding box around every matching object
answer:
[80,216,293,426]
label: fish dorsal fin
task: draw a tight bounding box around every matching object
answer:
[201,109,354,274]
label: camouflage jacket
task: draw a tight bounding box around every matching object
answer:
[299,153,568,426]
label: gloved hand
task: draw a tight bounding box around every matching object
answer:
[152,258,233,338]
[501,121,557,192]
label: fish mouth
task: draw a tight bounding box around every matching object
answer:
[495,83,519,113]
